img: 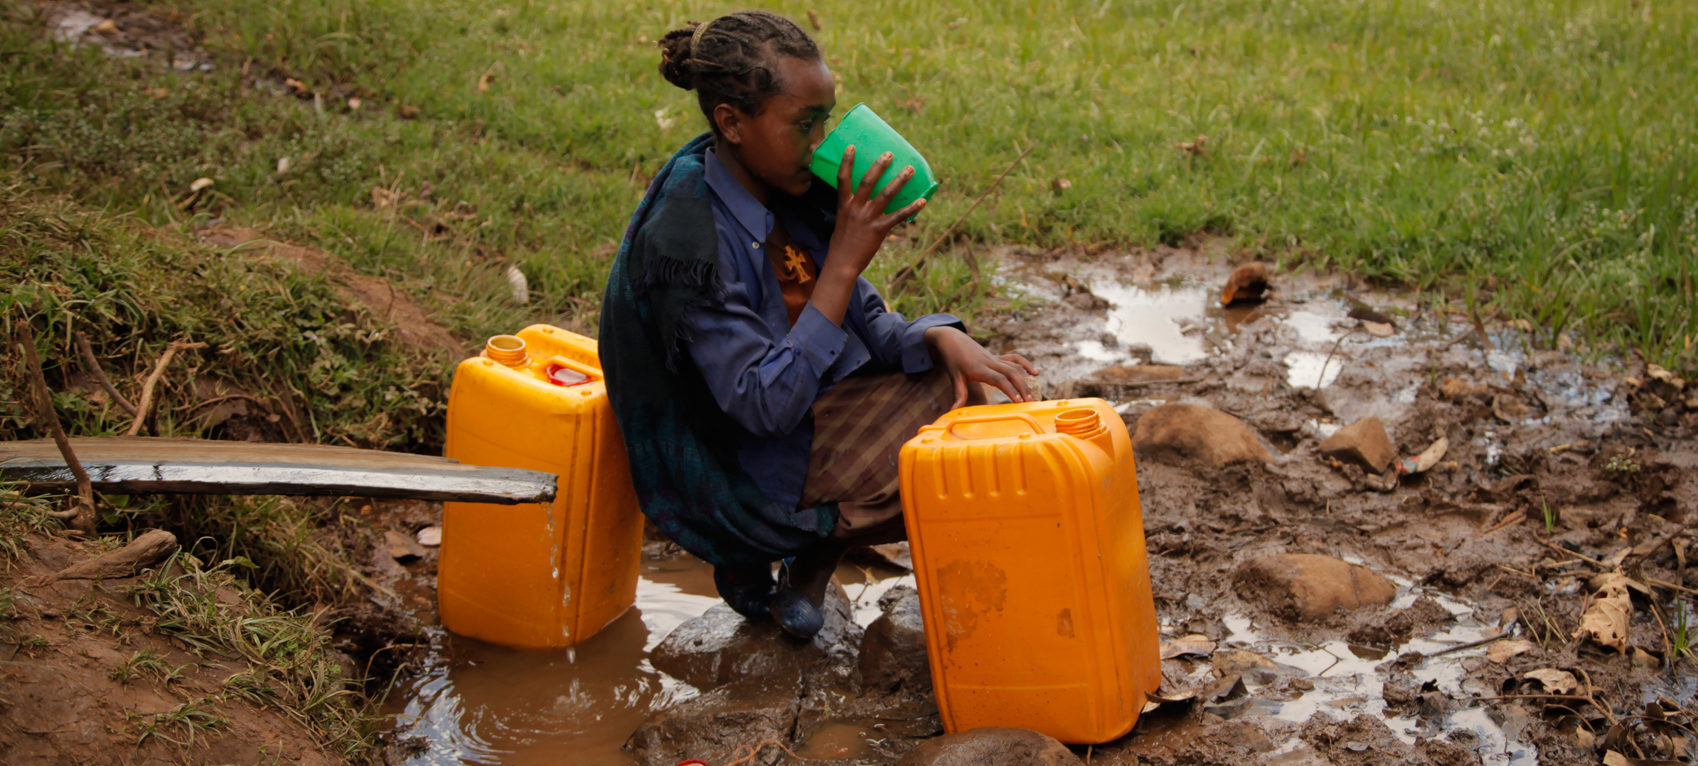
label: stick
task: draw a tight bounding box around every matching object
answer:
[74,332,137,416]
[13,319,96,532]
[126,341,208,436]
[889,141,1036,293]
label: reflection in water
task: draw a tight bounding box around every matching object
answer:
[385,571,720,766]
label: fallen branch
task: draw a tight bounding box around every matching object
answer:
[74,331,137,416]
[127,340,208,436]
[41,529,178,582]
[13,318,95,533]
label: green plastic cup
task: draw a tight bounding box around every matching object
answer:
[809,103,939,216]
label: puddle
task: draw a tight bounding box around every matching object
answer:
[1210,585,1538,766]
[383,567,718,766]
[383,555,908,765]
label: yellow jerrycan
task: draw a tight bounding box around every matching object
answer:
[897,398,1161,744]
[439,325,642,649]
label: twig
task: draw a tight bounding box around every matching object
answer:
[725,737,801,766]
[126,341,208,436]
[890,141,1036,293]
[1645,577,1698,597]
[74,332,137,416]
[1574,666,1618,728]
[1538,538,1603,567]
[13,319,95,533]
[1483,509,1526,536]
[1316,328,1360,388]
[1428,632,1516,658]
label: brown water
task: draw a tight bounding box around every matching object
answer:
[381,557,917,765]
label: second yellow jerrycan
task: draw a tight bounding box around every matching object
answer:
[439,325,643,650]
[897,398,1161,744]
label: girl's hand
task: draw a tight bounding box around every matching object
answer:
[824,145,926,279]
[925,326,1040,408]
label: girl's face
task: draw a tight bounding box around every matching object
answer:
[718,56,835,202]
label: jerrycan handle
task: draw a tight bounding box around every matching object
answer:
[943,412,1042,441]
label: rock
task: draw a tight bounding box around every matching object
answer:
[1089,364,1189,384]
[649,587,860,690]
[896,727,1083,766]
[860,585,930,694]
[626,675,802,766]
[1232,554,1397,621]
[1132,403,1269,466]
[1318,417,1396,473]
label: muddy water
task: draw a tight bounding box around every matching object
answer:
[383,558,913,765]
[382,564,718,766]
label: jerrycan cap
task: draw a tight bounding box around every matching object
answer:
[545,362,590,387]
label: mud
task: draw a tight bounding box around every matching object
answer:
[352,242,1696,765]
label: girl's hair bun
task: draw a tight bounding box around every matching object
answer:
[658,26,698,90]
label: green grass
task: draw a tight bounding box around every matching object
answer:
[130,551,377,760]
[2,0,1693,371]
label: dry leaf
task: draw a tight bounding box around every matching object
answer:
[1573,572,1633,652]
[1363,320,1396,337]
[275,156,291,175]
[807,9,823,30]
[1051,178,1073,192]
[1486,638,1537,663]
[1160,634,1217,660]
[188,177,214,193]
[477,68,497,93]
[347,96,363,110]
[1523,667,1579,694]
[416,525,442,547]
[1178,134,1208,156]
[284,77,309,96]
[93,18,118,35]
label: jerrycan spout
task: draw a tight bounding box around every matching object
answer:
[1054,407,1113,451]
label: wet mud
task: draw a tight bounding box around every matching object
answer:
[358,242,1695,765]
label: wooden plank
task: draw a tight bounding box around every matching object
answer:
[0,437,555,504]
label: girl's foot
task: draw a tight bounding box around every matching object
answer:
[712,563,775,620]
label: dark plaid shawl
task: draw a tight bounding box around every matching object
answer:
[599,133,834,567]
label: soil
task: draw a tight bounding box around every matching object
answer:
[0,532,342,765]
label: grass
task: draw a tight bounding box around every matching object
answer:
[0,177,447,452]
[129,695,230,748]
[1,0,1693,372]
[110,647,190,686]
[130,550,378,760]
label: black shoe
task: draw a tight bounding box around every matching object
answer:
[769,561,824,639]
[712,563,774,620]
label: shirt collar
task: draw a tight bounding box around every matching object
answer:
[704,148,774,244]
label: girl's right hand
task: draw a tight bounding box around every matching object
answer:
[825,145,927,279]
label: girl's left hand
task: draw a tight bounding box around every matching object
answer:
[925,326,1040,408]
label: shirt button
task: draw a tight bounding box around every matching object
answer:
[751,241,761,249]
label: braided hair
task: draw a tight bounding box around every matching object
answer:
[658,11,821,133]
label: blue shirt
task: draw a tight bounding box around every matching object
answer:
[681,149,962,511]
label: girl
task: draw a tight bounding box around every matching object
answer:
[600,10,1036,639]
